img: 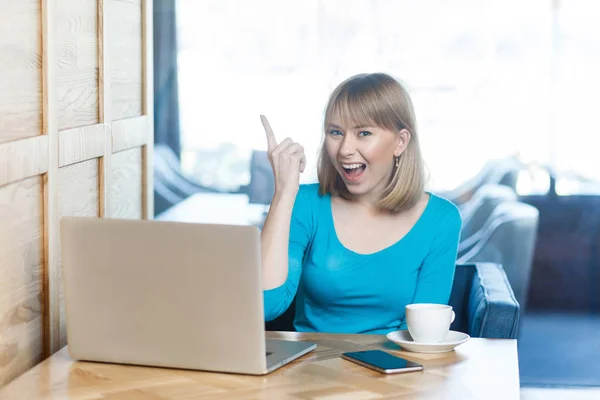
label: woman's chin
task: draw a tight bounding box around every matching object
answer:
[342,179,371,196]
[339,174,388,200]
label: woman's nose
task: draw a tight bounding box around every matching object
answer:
[339,135,356,157]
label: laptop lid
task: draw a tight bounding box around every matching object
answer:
[59,216,268,374]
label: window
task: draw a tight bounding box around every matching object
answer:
[175,0,600,195]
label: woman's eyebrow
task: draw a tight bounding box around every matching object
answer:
[327,123,375,130]
[354,125,375,130]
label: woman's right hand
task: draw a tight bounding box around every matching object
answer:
[260,115,306,197]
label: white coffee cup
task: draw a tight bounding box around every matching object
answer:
[405,303,455,343]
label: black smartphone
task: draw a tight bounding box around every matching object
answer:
[341,350,424,374]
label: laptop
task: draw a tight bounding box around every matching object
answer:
[59,216,315,375]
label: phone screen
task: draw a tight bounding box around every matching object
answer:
[342,350,423,372]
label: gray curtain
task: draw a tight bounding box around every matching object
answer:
[153,0,181,158]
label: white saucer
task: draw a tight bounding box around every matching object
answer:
[386,330,470,354]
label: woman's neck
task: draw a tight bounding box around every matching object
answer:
[334,194,391,218]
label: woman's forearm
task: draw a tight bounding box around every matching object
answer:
[261,190,297,290]
[258,114,305,291]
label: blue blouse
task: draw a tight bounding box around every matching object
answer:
[263,183,462,334]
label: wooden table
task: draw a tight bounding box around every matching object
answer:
[0,331,520,400]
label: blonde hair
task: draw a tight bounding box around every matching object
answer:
[317,73,426,213]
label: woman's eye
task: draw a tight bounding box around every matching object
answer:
[359,131,372,137]
[329,129,343,136]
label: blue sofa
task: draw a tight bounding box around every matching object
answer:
[265,262,520,339]
[449,262,520,338]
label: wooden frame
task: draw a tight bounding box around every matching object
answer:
[98,0,112,219]
[142,0,154,219]
[41,0,61,357]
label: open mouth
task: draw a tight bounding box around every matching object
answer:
[341,163,366,182]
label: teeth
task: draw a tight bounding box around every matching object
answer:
[342,163,364,169]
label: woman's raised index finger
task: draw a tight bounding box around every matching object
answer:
[260,115,277,151]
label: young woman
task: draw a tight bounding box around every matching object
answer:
[259,73,462,334]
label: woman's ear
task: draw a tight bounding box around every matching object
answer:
[394,129,411,157]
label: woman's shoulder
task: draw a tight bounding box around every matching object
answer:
[288,183,329,238]
[425,192,462,229]
[297,182,328,204]
[292,183,329,216]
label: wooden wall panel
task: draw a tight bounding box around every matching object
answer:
[58,124,106,167]
[0,0,152,386]
[0,136,49,187]
[111,115,148,153]
[109,148,142,219]
[107,0,142,121]
[56,0,99,130]
[57,160,100,348]
[0,177,44,386]
[0,0,42,142]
